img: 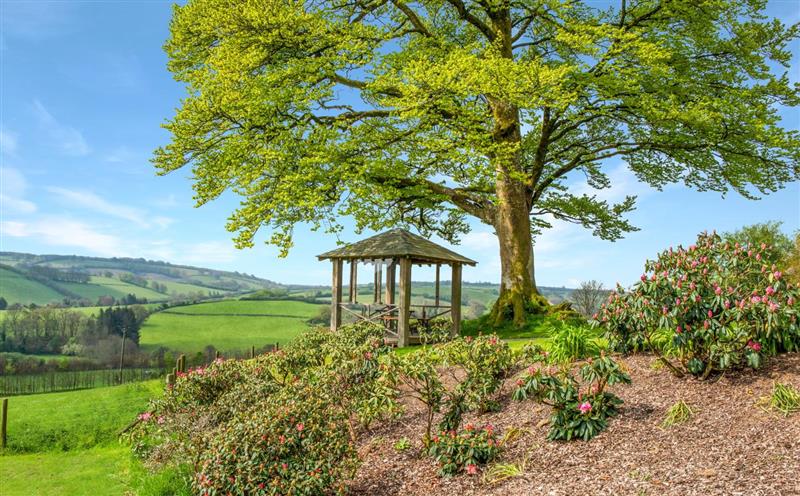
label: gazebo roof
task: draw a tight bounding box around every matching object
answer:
[317,228,477,266]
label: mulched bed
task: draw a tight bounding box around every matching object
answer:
[350,353,800,495]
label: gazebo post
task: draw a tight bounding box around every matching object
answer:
[349,260,357,303]
[398,257,412,347]
[331,259,343,330]
[374,262,382,304]
[450,263,462,336]
[434,264,441,306]
[385,262,395,304]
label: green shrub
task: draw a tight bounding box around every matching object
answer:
[132,323,395,495]
[194,382,358,495]
[428,423,500,476]
[768,382,800,416]
[595,230,800,378]
[546,321,601,364]
[661,400,694,428]
[384,335,516,443]
[513,354,630,441]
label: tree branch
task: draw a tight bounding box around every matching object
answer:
[444,0,496,41]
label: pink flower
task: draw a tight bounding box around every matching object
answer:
[640,274,647,282]
[765,286,776,296]
[788,297,795,306]
[748,340,762,352]
[138,412,152,421]
[715,286,722,295]
[484,424,494,434]
[751,296,762,304]
[296,422,304,432]
[662,306,668,315]
[364,352,373,360]
[157,416,165,425]
[466,464,478,475]
[282,463,288,471]
[707,310,713,318]
[774,271,782,280]
[465,422,475,431]
[578,402,592,414]
[676,325,683,334]
[703,320,710,329]
[724,300,731,309]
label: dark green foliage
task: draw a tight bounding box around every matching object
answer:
[513,354,630,441]
[132,323,396,495]
[428,424,500,476]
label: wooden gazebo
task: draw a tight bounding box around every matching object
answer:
[317,228,477,346]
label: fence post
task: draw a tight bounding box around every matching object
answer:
[250,345,255,359]
[1,398,8,449]
[215,350,221,360]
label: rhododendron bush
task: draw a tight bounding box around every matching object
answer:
[513,353,631,441]
[427,423,500,476]
[131,323,395,495]
[595,231,800,379]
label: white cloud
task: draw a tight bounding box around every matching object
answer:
[46,186,148,227]
[0,167,37,213]
[32,100,90,156]
[1,129,18,156]
[1,218,125,256]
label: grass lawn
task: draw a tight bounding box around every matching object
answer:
[2,380,161,453]
[140,300,322,353]
[0,446,134,496]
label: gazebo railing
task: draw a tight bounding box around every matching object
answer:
[338,302,452,341]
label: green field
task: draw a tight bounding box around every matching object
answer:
[157,279,217,296]
[1,446,135,496]
[86,276,168,301]
[2,380,161,453]
[0,380,168,496]
[140,299,322,353]
[0,267,65,305]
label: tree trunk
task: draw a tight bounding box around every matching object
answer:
[490,175,538,326]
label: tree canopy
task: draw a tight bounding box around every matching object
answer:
[156,0,799,323]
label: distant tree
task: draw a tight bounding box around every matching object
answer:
[571,280,607,318]
[467,300,487,319]
[722,221,794,265]
[97,295,116,306]
[0,297,7,310]
[786,233,800,285]
[157,0,800,326]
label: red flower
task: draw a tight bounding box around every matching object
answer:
[466,464,478,475]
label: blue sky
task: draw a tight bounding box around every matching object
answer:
[1,1,798,288]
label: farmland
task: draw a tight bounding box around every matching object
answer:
[139,299,323,353]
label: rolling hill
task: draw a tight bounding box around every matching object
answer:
[0,252,283,306]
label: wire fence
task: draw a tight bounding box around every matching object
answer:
[0,368,164,396]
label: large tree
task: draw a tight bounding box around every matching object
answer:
[155,0,799,325]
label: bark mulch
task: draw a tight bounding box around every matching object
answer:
[349,353,800,496]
